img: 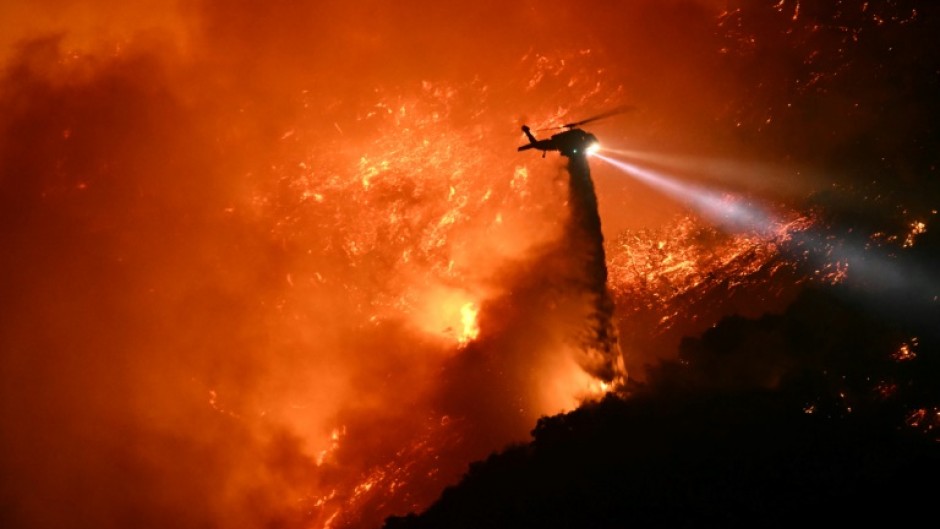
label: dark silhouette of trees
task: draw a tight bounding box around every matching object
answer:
[385,286,940,529]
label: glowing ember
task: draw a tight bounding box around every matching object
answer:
[892,340,919,362]
[906,407,940,436]
[606,211,815,334]
[903,220,927,248]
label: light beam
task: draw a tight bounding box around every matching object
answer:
[592,152,778,235]
[593,151,938,313]
[599,147,809,196]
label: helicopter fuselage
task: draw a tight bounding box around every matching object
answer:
[518,126,599,158]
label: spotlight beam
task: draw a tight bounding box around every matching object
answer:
[592,151,939,311]
[600,148,806,195]
[592,152,777,235]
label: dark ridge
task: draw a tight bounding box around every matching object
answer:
[385,286,940,528]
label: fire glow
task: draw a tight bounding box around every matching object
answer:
[0,22,641,528]
[3,2,933,529]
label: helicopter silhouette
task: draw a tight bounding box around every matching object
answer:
[517,106,632,158]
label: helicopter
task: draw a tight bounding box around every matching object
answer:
[517,106,631,158]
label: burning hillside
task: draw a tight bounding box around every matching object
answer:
[1,1,938,529]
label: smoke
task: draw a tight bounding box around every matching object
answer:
[0,35,302,529]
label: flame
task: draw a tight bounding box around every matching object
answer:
[458,302,480,346]
[607,211,815,329]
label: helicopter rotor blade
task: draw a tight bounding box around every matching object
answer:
[561,105,635,128]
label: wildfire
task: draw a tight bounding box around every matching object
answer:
[607,210,815,332]
[240,50,630,528]
[5,2,934,529]
[458,301,480,346]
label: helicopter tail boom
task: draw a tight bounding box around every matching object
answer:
[521,125,538,145]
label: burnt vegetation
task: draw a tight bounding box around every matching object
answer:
[385,285,940,529]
